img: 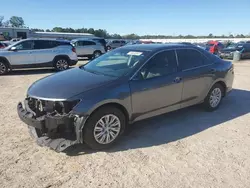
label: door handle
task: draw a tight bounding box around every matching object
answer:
[173,77,182,83]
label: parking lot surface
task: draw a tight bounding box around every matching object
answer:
[0,60,250,188]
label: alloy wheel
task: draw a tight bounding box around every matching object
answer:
[94,51,101,58]
[93,114,121,144]
[209,88,222,108]
[56,59,68,70]
[0,62,7,75]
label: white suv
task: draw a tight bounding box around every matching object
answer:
[71,39,106,59]
[0,38,78,75]
[106,40,126,50]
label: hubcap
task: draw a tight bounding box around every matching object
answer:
[56,59,68,70]
[94,114,121,144]
[0,62,7,74]
[209,88,222,108]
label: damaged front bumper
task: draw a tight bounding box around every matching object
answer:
[17,98,87,152]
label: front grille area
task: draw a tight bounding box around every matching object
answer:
[25,97,78,140]
[26,97,78,117]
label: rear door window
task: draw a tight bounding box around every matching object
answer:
[176,49,204,70]
[79,41,96,46]
[93,38,106,47]
[34,40,51,49]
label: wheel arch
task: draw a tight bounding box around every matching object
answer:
[0,56,11,69]
[53,55,70,63]
[88,101,130,124]
[207,79,227,97]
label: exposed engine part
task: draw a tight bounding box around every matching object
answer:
[18,98,86,152]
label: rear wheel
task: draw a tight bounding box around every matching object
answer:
[0,61,8,75]
[83,106,126,149]
[93,50,101,59]
[54,57,69,71]
[203,83,224,111]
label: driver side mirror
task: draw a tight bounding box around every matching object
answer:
[10,47,17,51]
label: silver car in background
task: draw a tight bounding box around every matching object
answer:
[106,40,127,50]
[0,38,78,75]
[71,39,106,59]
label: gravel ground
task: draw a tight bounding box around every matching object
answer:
[0,60,250,188]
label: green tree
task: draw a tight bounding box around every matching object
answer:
[9,16,25,27]
[87,28,95,34]
[110,34,122,39]
[31,28,44,32]
[122,33,140,39]
[52,27,64,32]
[45,29,51,32]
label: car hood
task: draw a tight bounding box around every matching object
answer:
[28,67,117,101]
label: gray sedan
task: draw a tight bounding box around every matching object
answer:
[17,44,234,152]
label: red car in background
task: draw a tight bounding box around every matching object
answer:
[205,41,224,54]
[0,42,7,49]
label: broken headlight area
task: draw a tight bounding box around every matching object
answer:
[17,97,85,152]
[26,97,80,117]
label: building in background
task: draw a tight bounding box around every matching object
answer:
[0,27,94,40]
[29,31,94,40]
[0,27,29,40]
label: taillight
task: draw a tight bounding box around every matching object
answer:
[72,47,76,53]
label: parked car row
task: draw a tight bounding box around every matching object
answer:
[219,42,250,59]
[0,37,137,75]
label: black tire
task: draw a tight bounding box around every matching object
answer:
[87,55,93,60]
[203,83,224,111]
[54,57,69,71]
[93,50,102,59]
[0,60,9,75]
[107,46,111,51]
[83,106,126,150]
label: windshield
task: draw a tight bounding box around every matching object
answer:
[82,48,149,77]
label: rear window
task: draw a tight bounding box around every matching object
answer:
[93,38,106,46]
[177,49,203,70]
[58,41,70,46]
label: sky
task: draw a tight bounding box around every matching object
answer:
[1,0,250,36]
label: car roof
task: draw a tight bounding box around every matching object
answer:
[71,38,97,42]
[120,43,198,51]
[24,38,70,42]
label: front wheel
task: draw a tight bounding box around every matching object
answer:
[83,106,126,149]
[0,61,8,75]
[54,58,69,71]
[203,84,224,111]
